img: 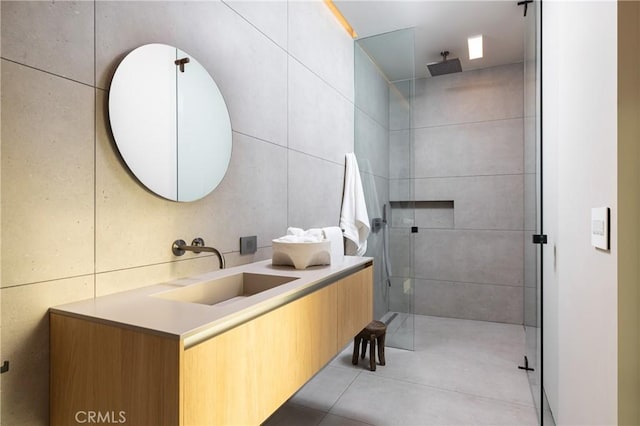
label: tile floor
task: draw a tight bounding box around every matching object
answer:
[263,314,538,426]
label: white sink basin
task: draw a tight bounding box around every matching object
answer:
[153,273,298,306]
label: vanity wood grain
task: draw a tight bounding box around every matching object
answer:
[50,264,372,425]
[50,314,181,425]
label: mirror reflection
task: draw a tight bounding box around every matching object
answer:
[108,43,232,202]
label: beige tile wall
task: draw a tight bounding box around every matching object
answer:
[0,1,354,424]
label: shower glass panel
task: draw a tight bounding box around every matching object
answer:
[524,1,552,424]
[354,29,415,351]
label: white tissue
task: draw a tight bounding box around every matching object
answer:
[274,234,323,243]
[278,227,325,243]
[287,227,304,236]
[306,228,324,240]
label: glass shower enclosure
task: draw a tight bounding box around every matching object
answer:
[354,9,549,425]
[354,29,416,351]
[523,1,553,424]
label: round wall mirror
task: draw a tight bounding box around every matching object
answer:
[108,43,232,202]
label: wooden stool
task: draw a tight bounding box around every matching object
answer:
[352,320,386,371]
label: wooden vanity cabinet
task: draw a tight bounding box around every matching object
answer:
[50,265,372,425]
[50,315,181,426]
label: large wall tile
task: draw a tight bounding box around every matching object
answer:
[96,89,287,272]
[413,119,524,178]
[96,1,287,145]
[288,0,354,101]
[288,151,344,229]
[390,202,455,230]
[95,0,214,87]
[1,1,94,85]
[224,246,273,269]
[97,257,219,297]
[524,236,537,288]
[222,1,287,49]
[524,116,537,174]
[524,173,537,231]
[289,58,354,163]
[355,45,389,128]
[524,53,536,120]
[389,178,412,202]
[389,130,411,179]
[388,227,414,279]
[414,202,455,229]
[361,172,389,320]
[414,175,524,230]
[388,276,414,314]
[404,63,525,319]
[366,228,387,319]
[1,61,95,287]
[1,276,93,425]
[389,80,412,131]
[414,229,524,286]
[96,247,271,296]
[355,108,387,178]
[96,89,187,272]
[413,63,524,128]
[360,172,388,224]
[414,279,523,325]
[390,204,418,231]
[210,133,289,251]
[524,285,536,327]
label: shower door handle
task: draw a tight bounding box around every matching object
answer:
[532,234,547,244]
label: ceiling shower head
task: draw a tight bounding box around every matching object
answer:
[427,51,462,77]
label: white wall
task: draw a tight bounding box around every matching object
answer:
[543,1,618,424]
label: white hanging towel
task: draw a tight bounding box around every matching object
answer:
[340,153,370,256]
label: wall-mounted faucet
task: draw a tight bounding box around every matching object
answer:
[172,238,225,269]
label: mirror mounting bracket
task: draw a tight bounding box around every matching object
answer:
[175,57,190,72]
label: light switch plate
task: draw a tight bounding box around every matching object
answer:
[240,236,257,255]
[591,207,610,251]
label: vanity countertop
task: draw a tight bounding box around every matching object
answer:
[50,256,372,348]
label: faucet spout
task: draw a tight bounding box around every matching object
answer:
[172,238,225,269]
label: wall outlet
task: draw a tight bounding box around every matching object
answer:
[240,236,257,255]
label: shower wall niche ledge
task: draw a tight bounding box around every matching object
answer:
[390,200,454,229]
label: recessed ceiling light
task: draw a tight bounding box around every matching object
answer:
[468,35,483,60]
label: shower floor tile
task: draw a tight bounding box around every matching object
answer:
[263,315,537,426]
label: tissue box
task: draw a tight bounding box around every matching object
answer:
[271,240,331,270]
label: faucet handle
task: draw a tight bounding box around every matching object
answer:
[172,239,187,256]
